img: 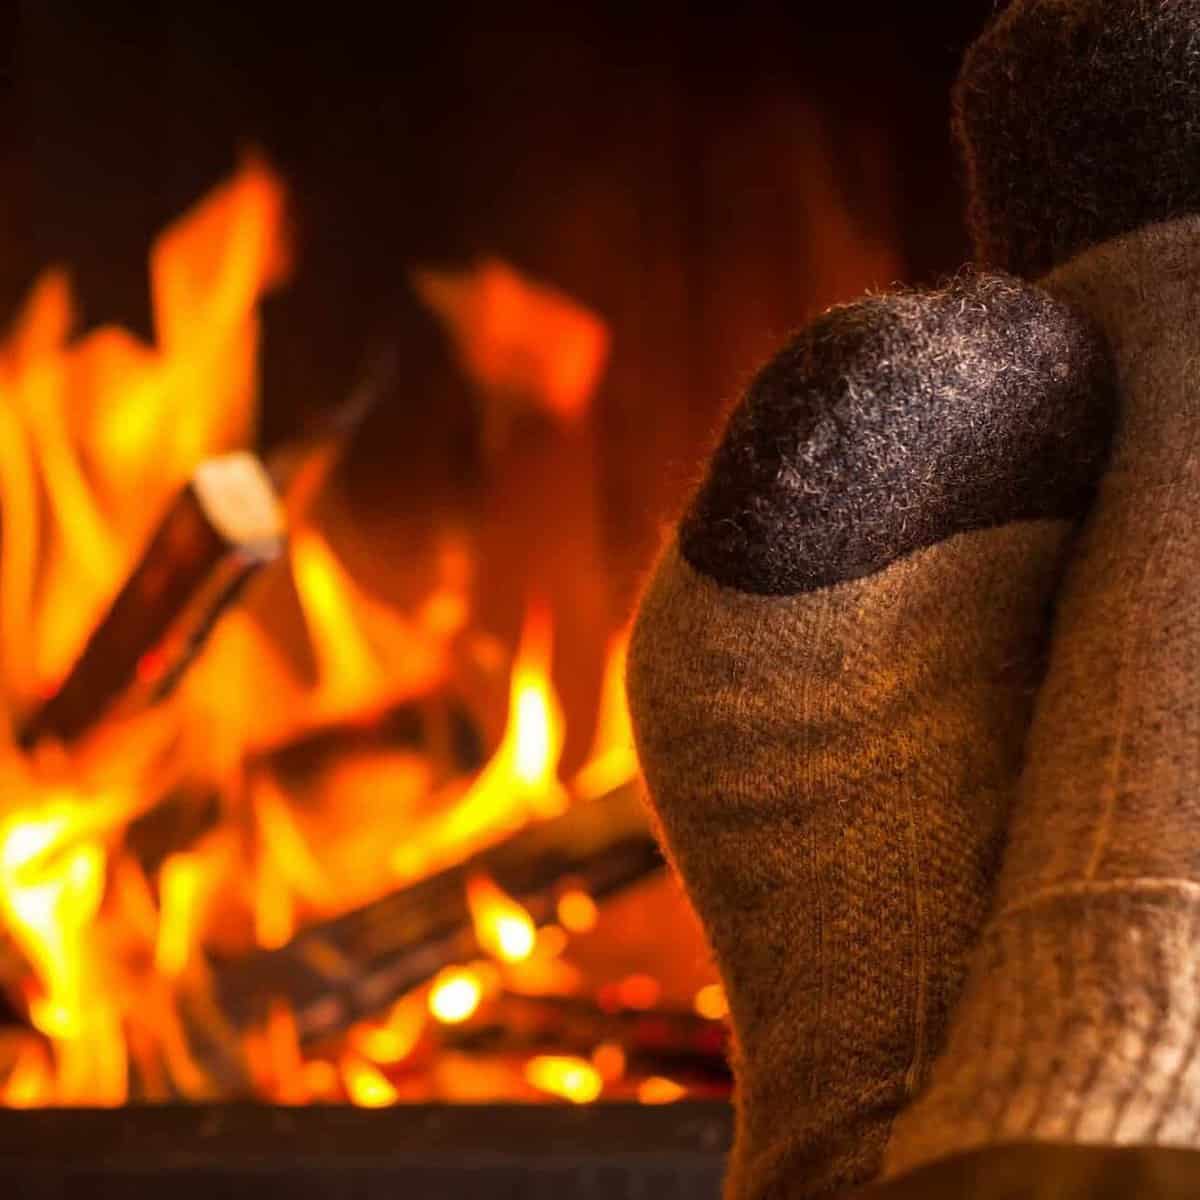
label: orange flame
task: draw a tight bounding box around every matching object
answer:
[1,1040,52,1108]
[411,258,610,431]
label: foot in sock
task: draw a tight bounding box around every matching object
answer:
[884,0,1200,1177]
[626,273,1114,1198]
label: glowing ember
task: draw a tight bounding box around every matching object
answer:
[467,873,536,964]
[614,974,662,1012]
[428,968,483,1025]
[556,889,598,934]
[340,1055,399,1108]
[637,1076,687,1105]
[590,1042,626,1084]
[695,983,730,1022]
[524,1055,603,1105]
[349,996,425,1066]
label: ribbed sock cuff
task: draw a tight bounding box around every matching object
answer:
[884,882,1200,1180]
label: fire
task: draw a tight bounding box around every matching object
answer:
[509,609,565,810]
[0,794,127,1103]
[572,631,639,801]
[154,853,207,977]
[290,531,387,713]
[524,1055,603,1105]
[0,157,713,1112]
[2,1041,51,1108]
[390,602,567,882]
[411,258,610,430]
[467,873,536,964]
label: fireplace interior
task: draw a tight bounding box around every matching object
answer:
[0,3,992,1193]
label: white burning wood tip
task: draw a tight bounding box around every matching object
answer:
[191,451,287,559]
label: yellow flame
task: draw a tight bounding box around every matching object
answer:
[428,968,483,1025]
[253,779,335,911]
[0,801,108,1039]
[291,529,450,721]
[392,604,567,884]
[467,873,536,964]
[524,1055,602,1105]
[291,530,384,709]
[154,853,206,978]
[509,605,566,812]
[572,630,639,800]
[0,793,129,1104]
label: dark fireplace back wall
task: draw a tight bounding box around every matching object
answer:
[0,2,989,541]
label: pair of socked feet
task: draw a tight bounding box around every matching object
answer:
[626,4,1200,1195]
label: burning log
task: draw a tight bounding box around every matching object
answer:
[16,348,395,753]
[210,782,663,1043]
[122,694,488,877]
[444,991,731,1084]
[17,452,285,750]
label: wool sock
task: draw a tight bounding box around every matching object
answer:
[626,273,1114,1199]
[880,215,1200,1180]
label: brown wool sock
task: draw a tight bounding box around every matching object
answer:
[626,274,1115,1199]
[881,216,1200,1180]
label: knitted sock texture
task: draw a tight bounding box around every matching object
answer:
[954,0,1200,280]
[626,274,1114,1199]
[883,215,1200,1178]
